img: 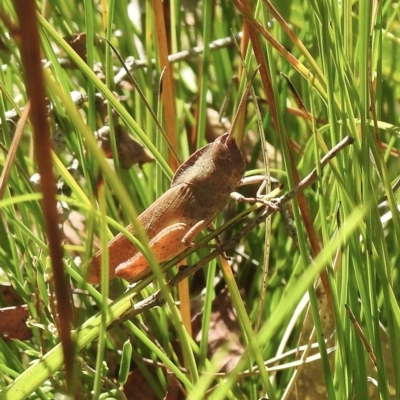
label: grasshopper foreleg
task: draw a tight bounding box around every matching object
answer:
[231,175,281,209]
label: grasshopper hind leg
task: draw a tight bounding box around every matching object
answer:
[115,222,191,281]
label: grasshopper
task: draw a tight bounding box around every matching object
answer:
[88,131,250,283]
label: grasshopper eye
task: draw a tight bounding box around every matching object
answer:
[212,133,230,159]
[212,141,229,159]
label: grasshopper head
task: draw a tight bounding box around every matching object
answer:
[171,132,246,189]
[212,133,246,182]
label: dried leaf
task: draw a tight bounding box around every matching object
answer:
[163,373,180,400]
[123,368,159,400]
[204,108,231,143]
[96,125,154,168]
[0,305,31,340]
[67,32,87,62]
[192,289,244,372]
[0,284,24,306]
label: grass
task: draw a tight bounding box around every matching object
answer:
[0,0,400,399]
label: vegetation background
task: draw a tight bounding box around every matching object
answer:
[0,0,399,399]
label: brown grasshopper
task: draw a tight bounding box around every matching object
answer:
[88,131,256,284]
